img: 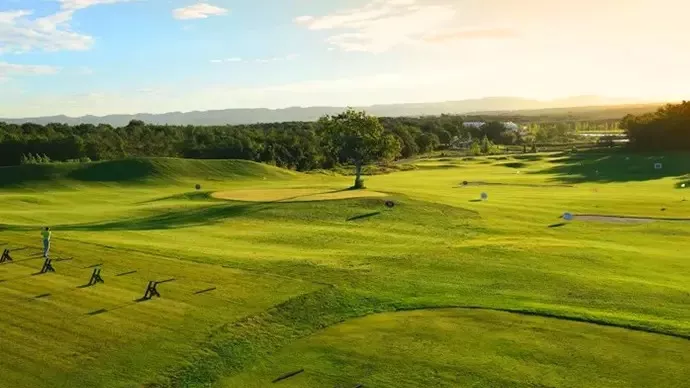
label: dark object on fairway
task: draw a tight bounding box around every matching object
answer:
[39,258,55,274]
[385,200,395,208]
[34,293,51,299]
[116,270,137,277]
[140,278,176,300]
[194,287,217,295]
[272,369,304,383]
[0,249,12,263]
[87,268,104,286]
[661,208,666,211]
[87,308,108,316]
[195,184,201,190]
[462,181,468,186]
[549,223,567,228]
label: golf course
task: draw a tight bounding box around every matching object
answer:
[0,151,689,387]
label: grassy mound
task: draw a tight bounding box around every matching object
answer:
[212,188,388,202]
[221,308,690,387]
[0,158,295,188]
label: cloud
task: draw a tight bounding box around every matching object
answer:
[210,57,242,63]
[173,3,228,20]
[0,0,135,54]
[423,28,518,43]
[58,0,138,11]
[0,62,59,76]
[210,54,298,64]
[295,0,514,53]
[0,10,91,53]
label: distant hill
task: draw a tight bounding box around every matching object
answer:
[0,97,668,126]
[466,104,667,122]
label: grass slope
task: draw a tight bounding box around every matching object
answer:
[222,308,690,387]
[0,153,689,387]
[0,158,296,188]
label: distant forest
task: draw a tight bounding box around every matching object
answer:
[621,101,690,151]
[0,102,685,170]
[0,112,619,169]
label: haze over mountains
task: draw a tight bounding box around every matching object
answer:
[1,96,661,127]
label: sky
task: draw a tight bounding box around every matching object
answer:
[0,0,687,117]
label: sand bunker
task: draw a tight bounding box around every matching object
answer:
[575,214,690,223]
[212,188,388,202]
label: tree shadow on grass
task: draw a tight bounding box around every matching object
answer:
[530,149,690,184]
[513,154,543,161]
[139,191,220,204]
[58,203,265,231]
[0,203,268,232]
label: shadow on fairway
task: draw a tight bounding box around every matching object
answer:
[0,203,271,232]
[532,150,690,183]
[501,162,527,169]
[347,212,381,221]
[548,223,567,228]
[512,154,544,161]
[140,191,220,204]
[59,203,264,231]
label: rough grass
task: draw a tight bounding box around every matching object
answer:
[0,154,689,388]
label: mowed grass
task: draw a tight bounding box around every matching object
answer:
[212,188,388,202]
[0,154,689,387]
[222,309,690,388]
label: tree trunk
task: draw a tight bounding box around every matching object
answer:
[353,161,364,189]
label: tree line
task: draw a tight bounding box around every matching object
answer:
[621,101,690,151]
[0,110,608,170]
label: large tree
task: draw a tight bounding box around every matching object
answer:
[317,108,400,189]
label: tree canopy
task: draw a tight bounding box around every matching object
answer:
[621,101,690,151]
[317,109,400,188]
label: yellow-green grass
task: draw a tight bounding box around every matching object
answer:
[212,188,388,202]
[0,153,689,387]
[222,308,690,388]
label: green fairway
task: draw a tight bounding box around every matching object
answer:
[0,153,689,387]
[221,308,690,388]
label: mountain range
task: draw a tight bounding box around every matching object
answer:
[0,96,665,127]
